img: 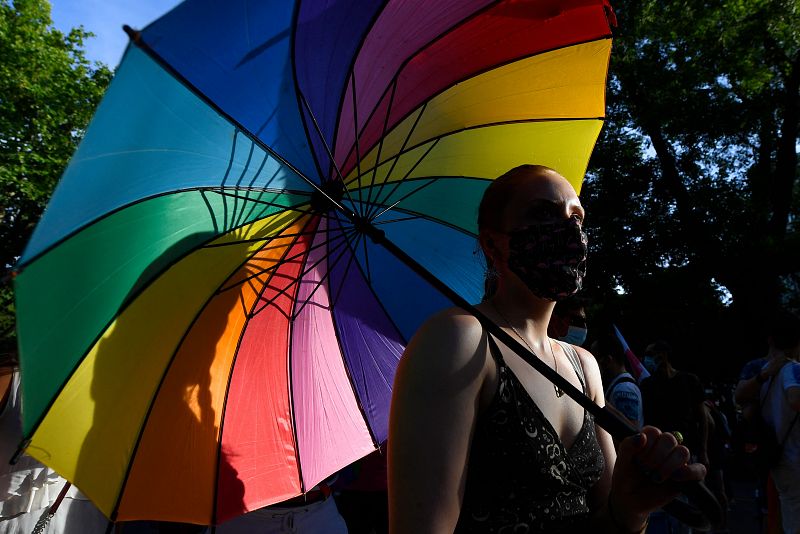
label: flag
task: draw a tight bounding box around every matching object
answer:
[613,324,650,383]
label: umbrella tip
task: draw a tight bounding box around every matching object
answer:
[603,2,618,29]
[123,25,142,44]
[1,269,16,285]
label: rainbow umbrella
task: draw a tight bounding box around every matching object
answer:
[13,0,615,525]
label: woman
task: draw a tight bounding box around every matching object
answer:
[388,165,706,533]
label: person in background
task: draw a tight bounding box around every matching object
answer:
[640,341,708,467]
[734,333,785,534]
[334,449,389,534]
[215,477,347,534]
[548,295,588,347]
[1,350,110,534]
[592,330,644,431]
[639,341,708,534]
[734,309,800,534]
[702,386,731,533]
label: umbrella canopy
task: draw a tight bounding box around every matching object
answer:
[14,0,615,525]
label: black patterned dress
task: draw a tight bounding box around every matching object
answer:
[455,338,605,533]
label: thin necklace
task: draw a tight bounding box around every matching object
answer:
[489,300,565,398]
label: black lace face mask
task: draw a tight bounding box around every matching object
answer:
[506,217,588,301]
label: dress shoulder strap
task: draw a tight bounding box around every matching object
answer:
[486,333,505,364]
[556,341,586,392]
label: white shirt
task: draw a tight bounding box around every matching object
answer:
[761,361,800,467]
[1,369,109,533]
[605,372,644,429]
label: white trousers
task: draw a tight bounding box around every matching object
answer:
[215,498,348,534]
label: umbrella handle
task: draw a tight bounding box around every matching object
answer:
[661,479,723,532]
[30,482,71,534]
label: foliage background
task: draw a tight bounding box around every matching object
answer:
[583,0,800,380]
[1,0,797,381]
[0,0,111,353]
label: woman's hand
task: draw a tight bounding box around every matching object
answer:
[608,426,707,531]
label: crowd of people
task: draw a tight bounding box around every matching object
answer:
[550,301,717,534]
[3,165,799,533]
[549,299,800,534]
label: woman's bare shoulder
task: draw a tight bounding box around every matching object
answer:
[398,307,489,384]
[416,306,484,335]
[573,344,599,370]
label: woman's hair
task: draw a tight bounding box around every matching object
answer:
[478,164,558,300]
[477,164,557,233]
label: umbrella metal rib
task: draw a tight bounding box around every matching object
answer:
[297,90,362,216]
[122,24,354,223]
[357,103,430,220]
[216,225,358,294]
[363,79,399,214]
[349,71,365,217]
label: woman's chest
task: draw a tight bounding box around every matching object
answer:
[472,366,603,491]
[485,349,586,448]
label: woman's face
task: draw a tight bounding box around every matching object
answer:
[486,169,585,266]
[482,168,588,301]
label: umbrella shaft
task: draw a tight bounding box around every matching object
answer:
[372,230,637,440]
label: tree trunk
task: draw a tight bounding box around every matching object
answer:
[769,57,800,238]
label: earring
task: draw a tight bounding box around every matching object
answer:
[482,264,500,302]
[486,265,499,280]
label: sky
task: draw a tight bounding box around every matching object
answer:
[50,0,183,67]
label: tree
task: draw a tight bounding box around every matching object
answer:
[0,0,112,350]
[584,0,799,378]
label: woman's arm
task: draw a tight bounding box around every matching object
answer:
[784,362,800,412]
[575,347,615,513]
[577,348,645,532]
[735,357,785,406]
[388,310,491,534]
